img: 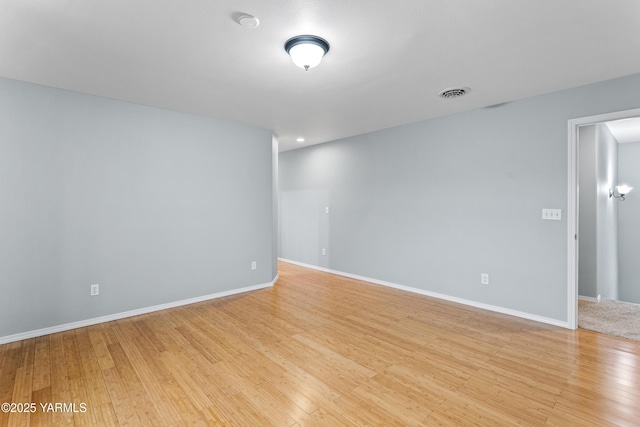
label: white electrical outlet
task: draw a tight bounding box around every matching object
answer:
[322,248,326,256]
[480,274,489,285]
[251,261,257,270]
[325,206,330,214]
[90,284,99,296]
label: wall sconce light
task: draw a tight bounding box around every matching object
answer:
[284,35,330,71]
[609,185,633,201]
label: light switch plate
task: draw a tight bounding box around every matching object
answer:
[542,209,562,220]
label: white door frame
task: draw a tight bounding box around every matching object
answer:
[567,107,640,329]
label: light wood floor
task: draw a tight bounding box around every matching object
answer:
[2,262,640,426]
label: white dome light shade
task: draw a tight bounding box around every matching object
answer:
[617,185,633,195]
[289,43,324,70]
[285,35,330,71]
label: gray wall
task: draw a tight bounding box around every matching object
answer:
[578,124,619,300]
[618,141,640,304]
[578,126,597,298]
[280,189,330,269]
[280,72,640,323]
[595,124,619,300]
[0,77,275,338]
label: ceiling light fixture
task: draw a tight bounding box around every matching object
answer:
[284,35,330,71]
[296,137,305,143]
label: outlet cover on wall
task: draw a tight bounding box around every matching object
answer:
[90,284,99,296]
[251,261,257,270]
[322,248,326,256]
[480,274,489,285]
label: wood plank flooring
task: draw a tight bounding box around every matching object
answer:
[2,261,640,426]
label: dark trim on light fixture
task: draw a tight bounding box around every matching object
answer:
[284,35,330,56]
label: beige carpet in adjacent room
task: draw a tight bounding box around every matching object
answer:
[579,299,640,341]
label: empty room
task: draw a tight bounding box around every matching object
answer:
[2,1,640,426]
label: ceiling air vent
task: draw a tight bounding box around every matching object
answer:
[438,87,470,99]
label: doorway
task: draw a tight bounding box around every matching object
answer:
[567,107,640,329]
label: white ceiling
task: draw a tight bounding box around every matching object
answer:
[606,118,640,144]
[2,1,640,152]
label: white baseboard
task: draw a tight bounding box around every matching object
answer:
[578,295,598,302]
[0,275,279,345]
[279,258,569,328]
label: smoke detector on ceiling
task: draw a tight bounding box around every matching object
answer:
[438,87,470,99]
[236,14,259,28]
